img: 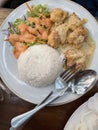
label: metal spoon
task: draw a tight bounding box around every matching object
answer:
[10,69,97,130]
[67,69,97,95]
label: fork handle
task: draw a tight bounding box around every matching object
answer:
[11,94,60,129]
[37,90,53,107]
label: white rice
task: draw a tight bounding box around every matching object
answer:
[18,44,63,87]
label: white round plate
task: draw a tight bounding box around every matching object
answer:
[0,0,98,105]
[64,92,98,130]
[64,101,88,130]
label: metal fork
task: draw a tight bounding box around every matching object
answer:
[10,64,78,129]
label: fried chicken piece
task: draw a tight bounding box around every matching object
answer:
[65,49,86,70]
[67,26,88,48]
[50,8,68,25]
[67,13,82,30]
[55,23,69,44]
[48,30,60,48]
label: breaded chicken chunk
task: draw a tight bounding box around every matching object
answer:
[65,49,86,70]
[48,30,60,48]
[55,23,69,44]
[67,13,82,30]
[50,8,68,25]
[67,26,88,48]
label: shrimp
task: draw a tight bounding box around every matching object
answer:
[9,32,36,45]
[14,42,27,59]
[27,16,51,41]
[41,16,52,29]
[36,24,45,33]
[19,32,36,43]
[28,16,51,31]
[8,34,20,45]
[18,24,28,34]
[27,17,40,24]
[42,31,48,40]
[27,26,40,36]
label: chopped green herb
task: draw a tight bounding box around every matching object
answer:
[41,39,48,42]
[22,42,27,46]
[28,42,40,47]
[31,22,36,28]
[41,25,47,29]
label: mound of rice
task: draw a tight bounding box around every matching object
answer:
[18,45,63,87]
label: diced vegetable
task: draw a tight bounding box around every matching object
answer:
[27,4,50,18]
[28,42,40,47]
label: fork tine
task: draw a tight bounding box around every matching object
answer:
[65,70,79,83]
[63,69,76,81]
[60,64,80,83]
[60,64,76,78]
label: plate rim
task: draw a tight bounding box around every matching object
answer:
[0,0,98,106]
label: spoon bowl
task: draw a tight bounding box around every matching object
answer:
[68,69,97,95]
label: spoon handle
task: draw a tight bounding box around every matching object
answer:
[11,94,60,129]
